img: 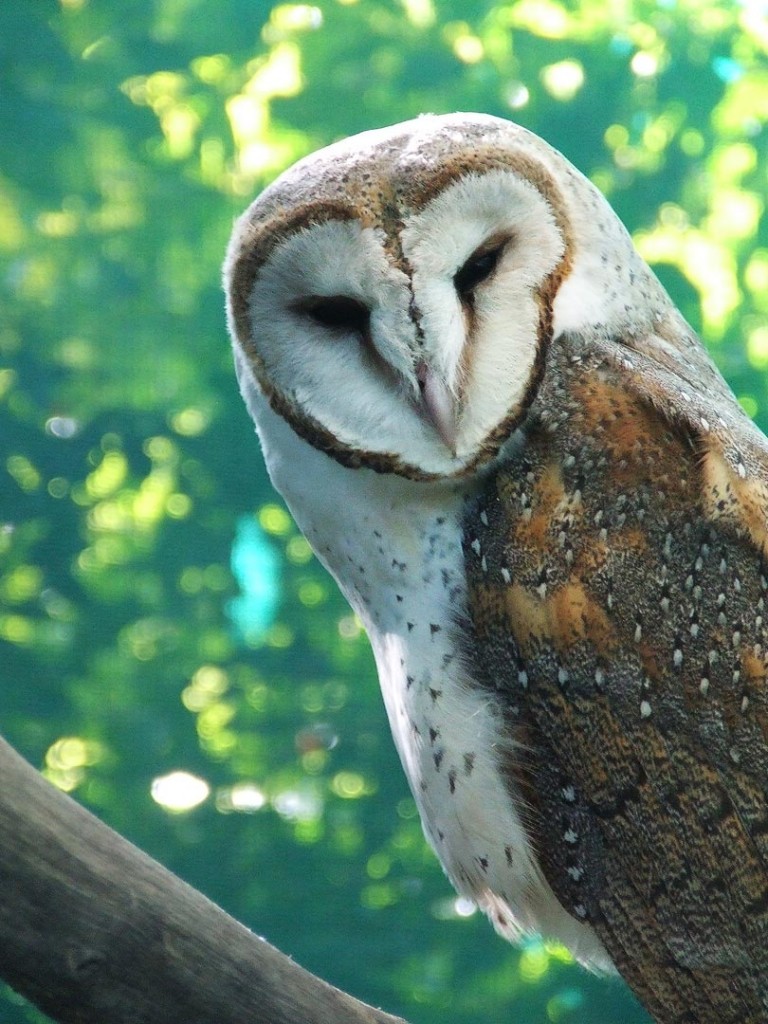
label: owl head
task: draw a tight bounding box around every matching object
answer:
[225,113,676,481]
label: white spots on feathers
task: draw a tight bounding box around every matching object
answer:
[360,501,591,962]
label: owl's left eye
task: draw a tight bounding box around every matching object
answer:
[454,242,506,298]
[300,296,371,336]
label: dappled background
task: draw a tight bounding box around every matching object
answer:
[2,1,768,1021]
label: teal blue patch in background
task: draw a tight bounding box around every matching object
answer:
[227,515,280,643]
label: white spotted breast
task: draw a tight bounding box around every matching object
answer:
[237,352,610,968]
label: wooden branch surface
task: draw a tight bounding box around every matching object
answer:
[0,735,410,1024]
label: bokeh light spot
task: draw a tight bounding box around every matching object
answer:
[151,771,210,812]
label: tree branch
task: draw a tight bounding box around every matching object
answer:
[0,735,409,1024]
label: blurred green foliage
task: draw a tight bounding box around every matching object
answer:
[2,1,767,1021]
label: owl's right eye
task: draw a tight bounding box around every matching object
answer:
[300,296,371,336]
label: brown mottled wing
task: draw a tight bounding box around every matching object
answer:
[464,330,768,1024]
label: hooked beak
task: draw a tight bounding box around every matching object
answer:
[416,361,459,455]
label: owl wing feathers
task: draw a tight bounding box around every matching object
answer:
[465,330,768,1023]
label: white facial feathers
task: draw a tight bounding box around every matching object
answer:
[234,166,566,479]
[247,220,420,442]
[227,112,681,481]
[401,170,565,458]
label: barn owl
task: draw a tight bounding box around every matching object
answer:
[225,113,768,1023]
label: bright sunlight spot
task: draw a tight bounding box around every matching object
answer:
[151,771,211,812]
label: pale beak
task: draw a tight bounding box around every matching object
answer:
[416,361,458,454]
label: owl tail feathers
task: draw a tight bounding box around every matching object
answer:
[474,885,615,975]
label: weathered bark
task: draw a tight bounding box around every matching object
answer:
[0,734,409,1024]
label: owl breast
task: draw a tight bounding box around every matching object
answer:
[243,371,609,969]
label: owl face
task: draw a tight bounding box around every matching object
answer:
[226,114,666,481]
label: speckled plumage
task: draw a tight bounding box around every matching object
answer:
[226,113,768,1023]
[467,330,768,1021]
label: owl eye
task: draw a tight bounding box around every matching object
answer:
[301,295,371,335]
[454,243,505,298]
